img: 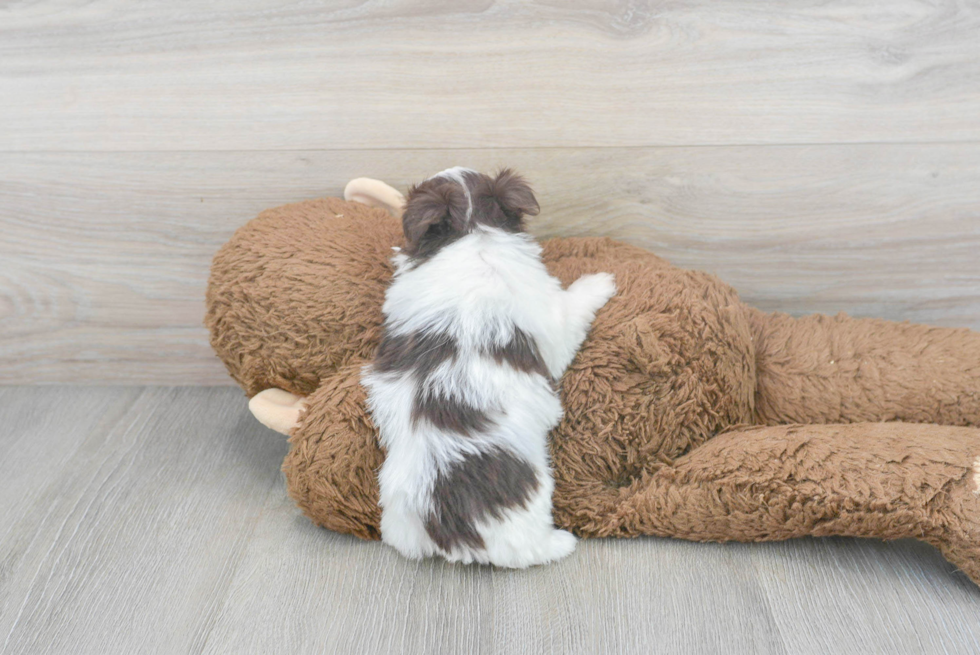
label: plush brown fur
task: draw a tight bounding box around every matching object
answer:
[206,197,980,585]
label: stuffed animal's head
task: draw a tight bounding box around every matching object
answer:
[205,196,404,398]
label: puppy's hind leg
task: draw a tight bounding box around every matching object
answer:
[481,481,577,568]
[380,499,438,561]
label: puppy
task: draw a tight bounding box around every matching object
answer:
[362,167,616,567]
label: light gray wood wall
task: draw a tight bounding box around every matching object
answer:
[1,1,978,384]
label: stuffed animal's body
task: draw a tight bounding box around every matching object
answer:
[205,182,980,586]
[363,168,615,567]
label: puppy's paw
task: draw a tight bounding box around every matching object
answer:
[545,529,578,562]
[570,272,617,312]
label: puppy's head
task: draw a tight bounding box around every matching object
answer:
[402,168,540,261]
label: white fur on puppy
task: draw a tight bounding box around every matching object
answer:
[362,168,616,568]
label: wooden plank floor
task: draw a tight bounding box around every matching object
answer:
[1,386,979,654]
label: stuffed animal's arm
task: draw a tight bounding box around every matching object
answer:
[344,178,406,219]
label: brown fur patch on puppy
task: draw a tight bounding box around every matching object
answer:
[425,448,540,551]
[374,326,550,437]
[374,329,494,436]
[412,391,494,436]
[489,328,550,379]
[374,330,458,379]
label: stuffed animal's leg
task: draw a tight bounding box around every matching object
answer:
[748,308,980,426]
[614,422,980,586]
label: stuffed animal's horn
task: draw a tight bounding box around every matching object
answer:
[344,178,406,219]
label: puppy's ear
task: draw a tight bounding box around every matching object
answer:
[402,181,468,255]
[489,169,540,220]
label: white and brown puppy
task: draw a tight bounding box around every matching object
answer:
[362,167,616,568]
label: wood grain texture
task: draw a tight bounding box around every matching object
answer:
[1,386,979,654]
[0,386,287,655]
[1,0,979,151]
[1,146,978,384]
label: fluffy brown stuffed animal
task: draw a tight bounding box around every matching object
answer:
[205,178,980,586]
